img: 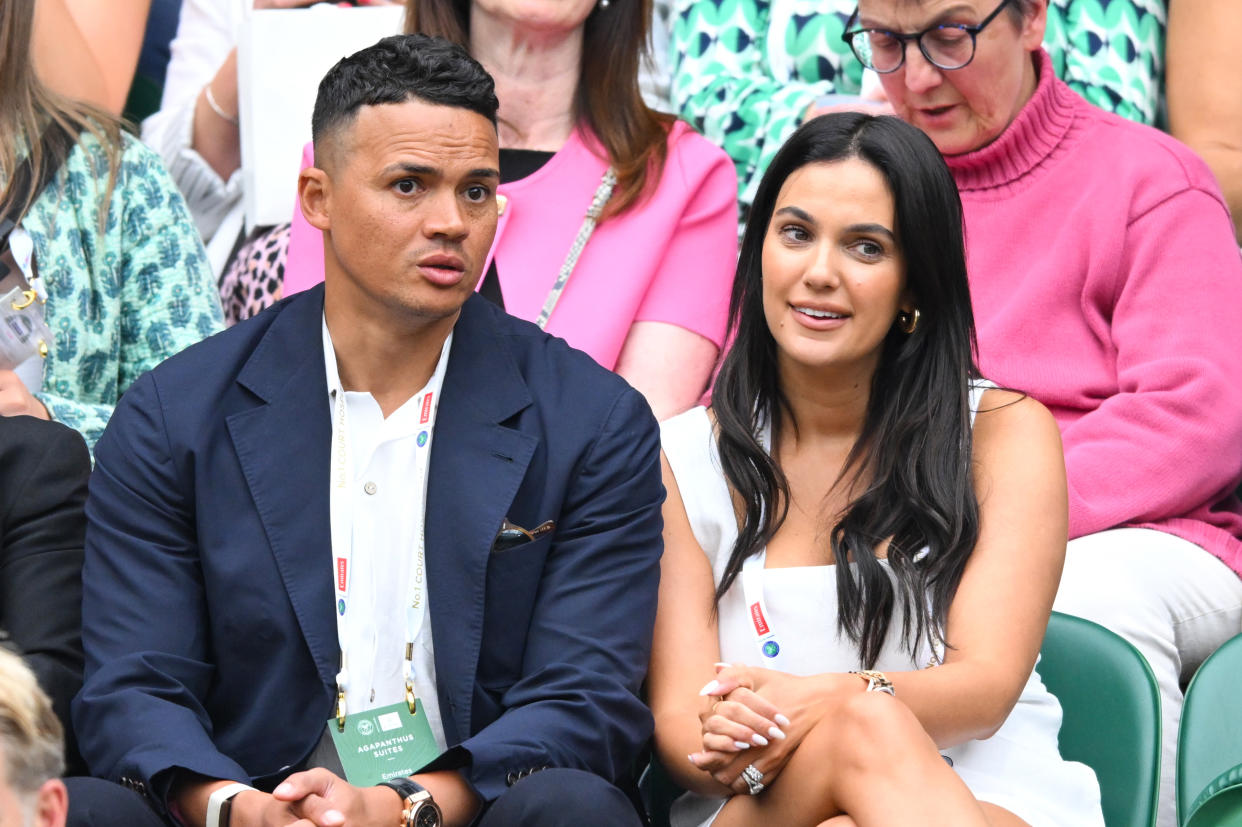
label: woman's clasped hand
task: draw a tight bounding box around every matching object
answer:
[692,665,870,796]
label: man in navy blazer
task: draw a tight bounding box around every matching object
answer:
[71,35,662,827]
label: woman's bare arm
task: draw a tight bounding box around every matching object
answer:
[33,0,152,114]
[649,452,747,796]
[880,390,1068,745]
[616,322,719,421]
[1167,0,1242,241]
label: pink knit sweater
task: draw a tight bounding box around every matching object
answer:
[948,51,1242,575]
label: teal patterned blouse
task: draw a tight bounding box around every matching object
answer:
[670,0,1166,218]
[16,130,224,450]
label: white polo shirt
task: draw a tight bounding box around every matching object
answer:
[323,317,449,752]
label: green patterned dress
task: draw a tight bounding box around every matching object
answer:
[670,0,1167,218]
[14,130,224,450]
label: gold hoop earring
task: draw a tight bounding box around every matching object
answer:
[897,308,920,334]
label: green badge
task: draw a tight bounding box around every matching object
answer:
[327,700,440,786]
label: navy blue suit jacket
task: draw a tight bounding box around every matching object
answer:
[74,288,663,804]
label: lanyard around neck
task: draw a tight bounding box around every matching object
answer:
[532,166,615,330]
[326,321,451,729]
[740,551,786,666]
[739,413,785,666]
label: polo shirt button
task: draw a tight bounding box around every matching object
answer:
[363,481,377,495]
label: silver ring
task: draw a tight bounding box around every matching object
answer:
[741,763,765,795]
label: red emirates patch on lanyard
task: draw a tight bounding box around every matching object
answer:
[336,558,348,592]
[750,602,770,636]
[420,393,434,424]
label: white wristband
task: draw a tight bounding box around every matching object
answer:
[205,782,254,827]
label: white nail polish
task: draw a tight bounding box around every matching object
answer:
[775,713,791,727]
[714,662,732,669]
[769,727,786,740]
[733,741,751,750]
[752,733,768,746]
[688,754,699,766]
[698,679,721,696]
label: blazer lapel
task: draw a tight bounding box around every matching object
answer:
[226,287,337,687]
[425,297,536,744]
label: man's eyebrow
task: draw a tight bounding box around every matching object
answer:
[775,205,817,225]
[378,163,500,180]
[382,162,438,177]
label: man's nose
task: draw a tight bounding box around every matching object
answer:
[424,189,468,239]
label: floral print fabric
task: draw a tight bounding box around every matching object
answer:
[17,130,223,450]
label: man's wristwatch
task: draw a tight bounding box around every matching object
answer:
[850,669,896,696]
[378,778,443,827]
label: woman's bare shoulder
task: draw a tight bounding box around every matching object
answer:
[973,388,1063,465]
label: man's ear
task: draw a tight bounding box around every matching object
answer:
[35,778,68,827]
[299,167,332,233]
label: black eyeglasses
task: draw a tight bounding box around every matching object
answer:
[841,0,1015,73]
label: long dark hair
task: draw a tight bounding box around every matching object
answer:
[404,0,672,218]
[713,113,980,667]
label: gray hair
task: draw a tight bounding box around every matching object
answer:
[0,648,64,798]
[1006,0,1042,25]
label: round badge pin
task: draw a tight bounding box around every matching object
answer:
[762,640,780,658]
[417,431,429,447]
[338,598,346,615]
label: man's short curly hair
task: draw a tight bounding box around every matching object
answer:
[311,33,498,153]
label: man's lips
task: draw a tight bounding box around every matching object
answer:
[416,253,467,286]
[418,253,465,271]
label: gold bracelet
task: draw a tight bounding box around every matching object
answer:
[850,669,896,696]
[204,82,239,125]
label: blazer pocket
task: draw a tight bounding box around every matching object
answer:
[491,518,556,554]
[478,533,553,688]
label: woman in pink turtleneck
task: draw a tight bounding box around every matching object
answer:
[846,1,1242,824]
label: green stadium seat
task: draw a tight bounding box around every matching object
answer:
[1178,632,1242,827]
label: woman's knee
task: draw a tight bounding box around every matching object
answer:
[818,691,933,773]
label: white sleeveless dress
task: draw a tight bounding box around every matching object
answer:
[659,387,1105,827]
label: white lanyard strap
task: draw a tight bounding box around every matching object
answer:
[739,413,784,665]
[740,552,785,666]
[326,321,450,726]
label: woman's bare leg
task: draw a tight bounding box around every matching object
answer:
[713,692,1031,827]
[979,804,1032,826]
[820,806,1026,827]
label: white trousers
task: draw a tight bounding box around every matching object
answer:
[1053,528,1242,827]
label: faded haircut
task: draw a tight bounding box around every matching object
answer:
[311,33,498,163]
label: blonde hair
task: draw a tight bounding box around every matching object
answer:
[0,0,122,226]
[0,647,64,796]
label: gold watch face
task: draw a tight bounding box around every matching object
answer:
[411,801,441,827]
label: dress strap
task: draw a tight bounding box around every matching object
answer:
[968,379,996,429]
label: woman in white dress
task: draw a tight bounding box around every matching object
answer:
[651,112,1104,827]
